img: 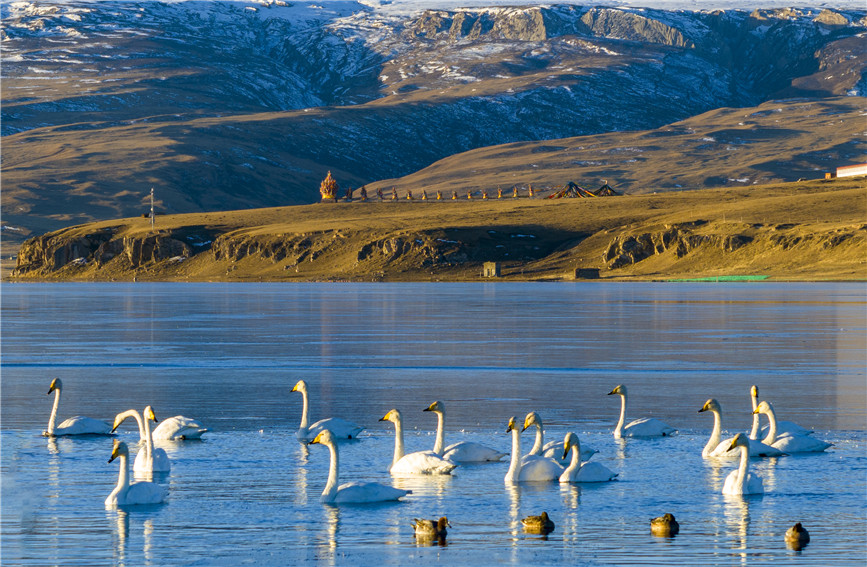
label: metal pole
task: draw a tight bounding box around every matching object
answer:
[150,187,155,231]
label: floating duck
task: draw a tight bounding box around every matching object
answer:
[521,511,555,534]
[651,513,680,536]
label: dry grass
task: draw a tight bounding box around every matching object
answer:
[9,177,865,282]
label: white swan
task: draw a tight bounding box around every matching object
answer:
[423,400,506,462]
[559,432,617,483]
[380,409,457,475]
[504,416,564,482]
[699,398,784,458]
[308,429,410,504]
[607,385,676,438]
[43,378,113,437]
[292,380,364,442]
[111,407,171,474]
[754,401,832,453]
[523,411,596,464]
[750,385,813,439]
[151,415,208,441]
[105,440,167,507]
[722,433,764,495]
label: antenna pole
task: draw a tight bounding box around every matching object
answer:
[150,187,155,231]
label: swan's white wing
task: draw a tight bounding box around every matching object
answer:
[710,438,785,458]
[723,470,764,495]
[119,481,167,506]
[623,417,676,437]
[443,441,506,462]
[518,455,564,481]
[747,439,785,457]
[308,417,364,440]
[762,420,813,438]
[152,448,171,471]
[134,446,172,473]
[391,451,456,475]
[151,416,208,440]
[772,434,831,453]
[541,440,597,464]
[562,461,618,483]
[332,481,409,503]
[55,416,113,436]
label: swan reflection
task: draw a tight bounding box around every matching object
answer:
[723,495,751,566]
[317,505,339,564]
[507,482,521,544]
[560,482,582,509]
[109,509,157,567]
[111,509,129,567]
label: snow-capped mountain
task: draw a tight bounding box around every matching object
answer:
[1,1,865,242]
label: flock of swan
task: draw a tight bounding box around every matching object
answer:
[44,377,829,543]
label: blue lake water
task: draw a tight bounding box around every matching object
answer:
[1,282,865,565]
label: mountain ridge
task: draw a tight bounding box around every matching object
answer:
[2,1,865,250]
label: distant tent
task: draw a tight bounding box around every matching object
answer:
[594,183,621,196]
[547,182,596,199]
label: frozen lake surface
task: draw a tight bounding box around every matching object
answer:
[2,282,865,565]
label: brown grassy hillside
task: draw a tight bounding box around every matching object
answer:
[368,97,866,198]
[9,177,866,282]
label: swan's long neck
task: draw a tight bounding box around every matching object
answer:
[749,392,759,440]
[433,411,445,456]
[116,452,131,495]
[703,408,723,457]
[321,441,339,503]
[116,410,146,441]
[298,389,310,433]
[143,413,154,463]
[529,423,544,455]
[390,416,406,470]
[760,404,778,446]
[562,440,582,479]
[614,394,627,438]
[505,428,522,482]
[47,388,61,435]
[734,443,750,493]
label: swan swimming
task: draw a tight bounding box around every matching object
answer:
[753,401,832,453]
[308,429,410,504]
[523,412,596,464]
[521,511,555,534]
[424,401,506,462]
[699,398,784,458]
[722,433,764,495]
[411,517,450,540]
[380,409,457,475]
[151,415,208,441]
[105,440,167,507]
[112,407,171,474]
[43,378,113,437]
[292,380,364,442]
[504,416,564,482]
[607,385,676,438]
[559,432,617,483]
[750,385,812,439]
